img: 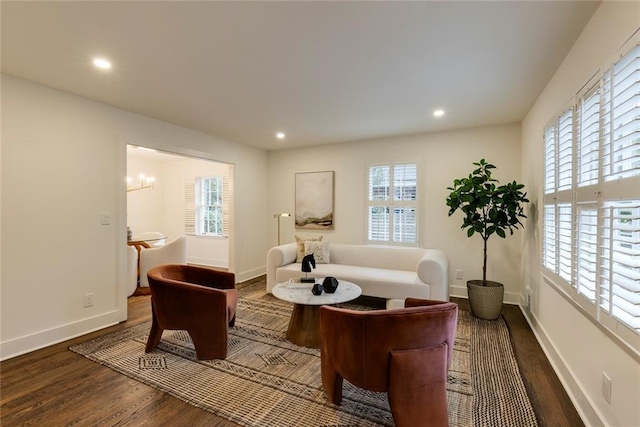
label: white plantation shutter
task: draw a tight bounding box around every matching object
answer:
[542,202,572,284]
[543,109,573,193]
[600,201,640,332]
[543,107,573,284]
[544,127,556,194]
[368,207,389,241]
[393,163,417,244]
[576,204,598,302]
[184,182,195,234]
[367,161,418,245]
[368,165,390,242]
[221,173,230,236]
[558,110,574,191]
[394,163,417,201]
[393,207,417,243]
[558,203,573,282]
[543,204,557,271]
[542,37,640,349]
[576,85,600,187]
[602,44,640,181]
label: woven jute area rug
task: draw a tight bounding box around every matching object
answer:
[70,282,537,427]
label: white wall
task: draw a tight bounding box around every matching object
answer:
[268,122,524,302]
[521,2,640,426]
[127,155,165,234]
[2,76,124,360]
[1,75,268,359]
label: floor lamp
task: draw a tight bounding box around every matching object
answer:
[273,213,291,245]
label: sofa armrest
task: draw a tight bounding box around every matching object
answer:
[266,243,298,293]
[416,250,450,301]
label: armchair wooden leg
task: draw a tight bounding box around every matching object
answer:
[389,343,449,427]
[321,357,344,405]
[189,329,228,360]
[145,315,164,353]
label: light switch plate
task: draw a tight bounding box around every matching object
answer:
[101,212,111,225]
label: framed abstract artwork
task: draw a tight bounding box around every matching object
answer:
[295,171,334,229]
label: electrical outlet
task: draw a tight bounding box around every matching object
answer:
[455,269,463,280]
[602,373,612,404]
[525,287,532,310]
[83,293,94,308]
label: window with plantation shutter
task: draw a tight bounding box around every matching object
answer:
[185,174,229,237]
[542,35,640,349]
[198,176,223,236]
[543,106,573,281]
[366,161,418,245]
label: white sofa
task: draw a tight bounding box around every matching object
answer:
[267,243,449,308]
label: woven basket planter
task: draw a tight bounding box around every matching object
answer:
[467,280,504,320]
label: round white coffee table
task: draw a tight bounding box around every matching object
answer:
[272,279,362,348]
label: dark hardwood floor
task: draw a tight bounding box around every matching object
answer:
[1,286,583,426]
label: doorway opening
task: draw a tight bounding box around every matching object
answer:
[126,144,234,270]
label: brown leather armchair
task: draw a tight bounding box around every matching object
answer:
[319,298,458,427]
[145,264,238,360]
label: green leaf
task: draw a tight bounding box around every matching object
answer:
[467,228,475,238]
[496,228,506,238]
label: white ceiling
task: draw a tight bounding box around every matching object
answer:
[2,1,600,151]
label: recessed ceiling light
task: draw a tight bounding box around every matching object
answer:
[276,132,285,139]
[93,58,112,69]
[433,109,445,117]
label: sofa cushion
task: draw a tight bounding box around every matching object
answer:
[295,235,323,262]
[304,240,330,264]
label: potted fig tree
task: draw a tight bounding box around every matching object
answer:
[445,159,529,320]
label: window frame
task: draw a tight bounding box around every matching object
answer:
[365,160,420,246]
[195,175,224,237]
[541,34,640,352]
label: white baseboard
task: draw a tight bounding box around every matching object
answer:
[449,283,522,305]
[187,256,228,269]
[522,309,602,427]
[0,310,121,361]
[236,266,266,283]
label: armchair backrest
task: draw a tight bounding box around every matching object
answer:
[147,264,236,329]
[320,300,457,391]
[151,264,235,289]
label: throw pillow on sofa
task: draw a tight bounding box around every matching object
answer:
[295,235,323,262]
[304,240,330,264]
